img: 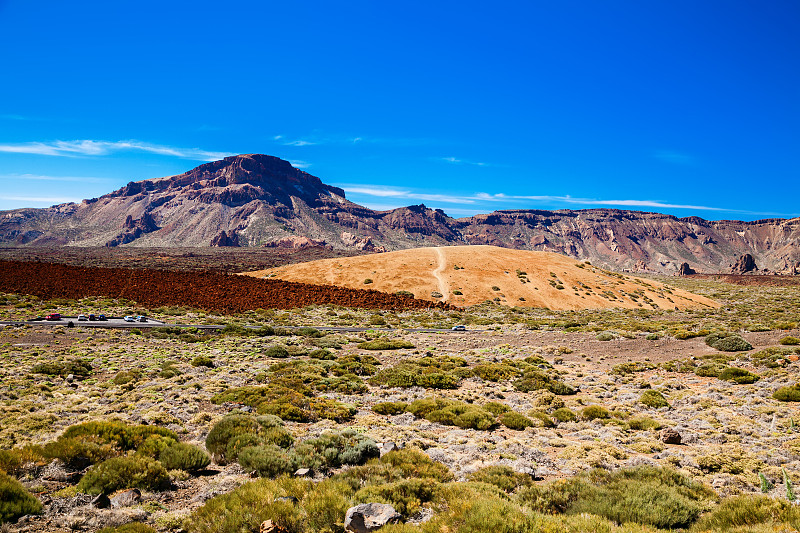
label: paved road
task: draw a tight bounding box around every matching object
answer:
[0,318,478,334]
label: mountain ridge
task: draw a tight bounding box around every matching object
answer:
[1,154,798,275]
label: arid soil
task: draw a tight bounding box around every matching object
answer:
[250,245,719,310]
[688,273,800,287]
[0,260,450,312]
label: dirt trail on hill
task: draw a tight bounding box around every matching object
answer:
[432,247,450,302]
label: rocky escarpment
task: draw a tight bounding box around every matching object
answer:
[0,154,798,274]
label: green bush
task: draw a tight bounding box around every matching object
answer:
[299,429,379,469]
[136,435,178,459]
[694,494,800,531]
[628,416,661,431]
[528,410,556,428]
[113,369,142,385]
[413,399,496,430]
[466,465,533,493]
[780,336,800,346]
[640,389,669,409]
[264,345,290,358]
[372,402,408,415]
[695,363,724,378]
[596,331,615,341]
[97,524,157,533]
[0,446,45,476]
[378,449,453,482]
[552,407,577,423]
[513,370,576,395]
[718,367,760,384]
[713,335,753,352]
[211,385,355,423]
[0,471,42,523]
[205,414,266,463]
[774,384,800,402]
[581,405,610,421]
[225,433,263,462]
[355,478,439,517]
[191,355,214,368]
[43,436,118,469]
[158,361,181,379]
[472,363,521,382]
[77,455,169,495]
[499,411,533,430]
[31,357,92,377]
[482,401,511,416]
[238,445,297,478]
[158,442,210,473]
[358,339,414,350]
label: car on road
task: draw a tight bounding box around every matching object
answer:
[77,314,87,321]
[88,314,96,321]
[98,314,107,321]
[45,313,61,321]
[137,316,148,322]
[123,316,136,322]
[451,325,466,331]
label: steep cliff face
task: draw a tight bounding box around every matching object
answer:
[1,154,798,274]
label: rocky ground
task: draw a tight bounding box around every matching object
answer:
[2,286,800,531]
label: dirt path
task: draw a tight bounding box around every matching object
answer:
[432,247,450,302]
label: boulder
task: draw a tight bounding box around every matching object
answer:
[379,442,399,456]
[678,262,696,276]
[344,503,401,533]
[260,520,289,533]
[110,488,141,508]
[661,428,682,445]
[731,254,758,274]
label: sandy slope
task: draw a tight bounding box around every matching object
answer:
[246,245,717,310]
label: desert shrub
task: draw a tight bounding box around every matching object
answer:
[238,445,297,478]
[0,470,42,523]
[77,455,169,495]
[355,478,439,517]
[264,345,290,358]
[610,361,655,375]
[0,446,46,476]
[308,348,335,360]
[527,410,556,428]
[472,363,521,382]
[482,401,511,416]
[368,314,384,325]
[499,411,533,430]
[596,331,615,341]
[774,384,800,402]
[695,363,724,378]
[640,389,669,409]
[520,466,715,529]
[552,407,577,423]
[188,476,310,533]
[191,355,214,368]
[466,465,533,493]
[581,405,610,421]
[113,369,142,385]
[43,437,118,469]
[416,399,496,430]
[158,442,210,473]
[31,357,92,377]
[628,416,661,431]
[225,433,263,462]
[136,435,178,459]
[713,335,753,352]
[205,414,264,463]
[358,339,414,350]
[372,402,408,415]
[330,354,381,376]
[158,360,181,379]
[694,494,800,531]
[719,367,760,384]
[370,357,467,390]
[299,429,379,469]
[211,385,355,423]
[96,524,157,533]
[780,336,800,346]
[363,279,373,284]
[513,370,576,395]
[378,449,453,483]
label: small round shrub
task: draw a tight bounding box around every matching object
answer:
[712,335,753,352]
[628,416,661,431]
[780,336,800,346]
[552,407,576,422]
[581,405,610,421]
[528,410,556,428]
[500,412,534,430]
[466,466,533,493]
[226,433,263,462]
[482,401,511,416]
[354,478,439,518]
[262,427,295,449]
[596,331,615,341]
[137,435,178,459]
[238,445,297,478]
[205,414,261,463]
[695,364,724,378]
[718,367,759,384]
[77,455,169,495]
[264,345,290,358]
[372,402,409,416]
[299,429,379,468]
[0,471,42,523]
[640,390,669,409]
[191,355,214,368]
[158,442,210,473]
[773,384,800,402]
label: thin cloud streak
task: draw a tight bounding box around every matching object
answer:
[0,173,112,183]
[0,195,81,204]
[0,140,234,161]
[439,156,488,166]
[343,185,476,204]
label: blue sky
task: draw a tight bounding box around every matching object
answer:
[0,0,798,220]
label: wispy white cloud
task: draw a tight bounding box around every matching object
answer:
[0,173,112,183]
[0,140,234,161]
[439,156,488,167]
[284,140,316,147]
[0,195,81,204]
[341,184,790,216]
[288,160,311,169]
[654,150,694,165]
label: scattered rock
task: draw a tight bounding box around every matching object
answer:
[379,442,399,456]
[274,496,299,504]
[210,230,240,247]
[731,254,758,274]
[41,459,78,482]
[344,503,401,533]
[660,428,682,445]
[678,262,696,276]
[261,519,290,533]
[91,493,111,509]
[110,488,141,508]
[294,468,313,477]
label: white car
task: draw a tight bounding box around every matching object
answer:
[451,325,466,331]
[77,314,87,321]
[123,316,136,322]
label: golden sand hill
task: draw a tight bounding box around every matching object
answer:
[246,245,718,310]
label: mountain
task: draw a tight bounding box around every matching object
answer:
[1,154,798,274]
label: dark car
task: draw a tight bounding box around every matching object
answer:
[97,314,107,321]
[137,316,148,322]
[88,314,96,321]
[45,313,61,321]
